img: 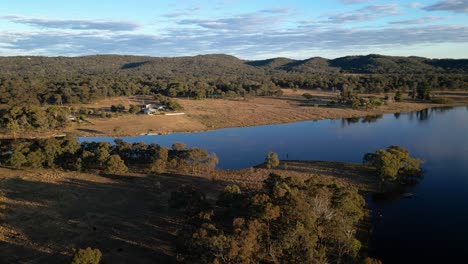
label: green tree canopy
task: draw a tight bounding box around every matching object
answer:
[265,152,280,169]
[364,145,422,182]
[104,154,128,175]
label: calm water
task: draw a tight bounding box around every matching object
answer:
[83,106,468,263]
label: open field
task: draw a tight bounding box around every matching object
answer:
[1,89,466,138]
[0,160,378,263]
[71,89,468,137]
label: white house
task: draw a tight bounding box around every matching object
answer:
[142,104,158,115]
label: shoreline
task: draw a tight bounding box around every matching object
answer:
[77,102,467,138]
[2,89,468,139]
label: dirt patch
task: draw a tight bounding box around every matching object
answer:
[0,167,227,263]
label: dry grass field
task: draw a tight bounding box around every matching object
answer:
[0,160,378,263]
[71,89,468,137]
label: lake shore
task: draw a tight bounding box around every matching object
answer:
[2,89,467,139]
[73,89,468,137]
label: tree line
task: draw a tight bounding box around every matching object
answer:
[0,136,218,175]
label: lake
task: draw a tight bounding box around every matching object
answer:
[82,106,468,263]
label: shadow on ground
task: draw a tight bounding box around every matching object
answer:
[0,170,227,263]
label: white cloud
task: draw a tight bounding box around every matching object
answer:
[1,23,466,59]
[407,2,422,8]
[423,0,468,13]
[176,13,285,32]
[322,4,401,24]
[3,15,140,31]
[389,15,443,24]
[260,8,293,14]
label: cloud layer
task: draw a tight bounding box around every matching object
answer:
[322,4,400,24]
[4,15,140,31]
[1,22,466,58]
[423,0,468,13]
[0,1,467,59]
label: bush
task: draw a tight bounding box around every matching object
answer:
[265,152,279,169]
[302,93,313,100]
[151,159,166,174]
[104,154,128,174]
[71,247,102,264]
[110,104,125,112]
[128,104,140,114]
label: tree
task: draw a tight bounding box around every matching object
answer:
[265,152,279,169]
[27,150,45,168]
[6,119,20,137]
[416,81,431,100]
[363,146,422,182]
[71,247,102,264]
[394,89,403,102]
[96,142,110,166]
[150,159,166,174]
[8,150,27,169]
[104,154,128,174]
[128,104,140,114]
[172,142,186,151]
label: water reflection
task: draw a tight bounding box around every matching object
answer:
[431,106,453,113]
[416,108,429,121]
[362,114,383,123]
[341,115,383,127]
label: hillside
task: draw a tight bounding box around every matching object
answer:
[0,54,467,109]
[0,54,467,77]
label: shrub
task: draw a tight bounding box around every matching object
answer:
[110,104,125,112]
[302,93,313,100]
[71,247,102,264]
[104,154,128,174]
[265,152,279,169]
[128,104,140,114]
[151,159,166,174]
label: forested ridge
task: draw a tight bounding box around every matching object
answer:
[0,54,467,108]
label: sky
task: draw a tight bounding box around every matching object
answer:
[0,0,467,59]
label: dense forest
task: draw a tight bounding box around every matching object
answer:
[0,54,467,108]
[171,173,369,264]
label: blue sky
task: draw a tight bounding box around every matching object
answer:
[0,0,467,59]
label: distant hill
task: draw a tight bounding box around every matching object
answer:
[0,54,467,77]
[250,54,468,74]
[0,54,262,78]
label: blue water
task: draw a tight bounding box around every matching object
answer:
[82,106,468,263]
